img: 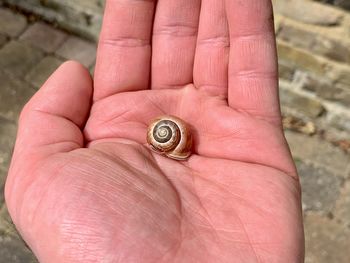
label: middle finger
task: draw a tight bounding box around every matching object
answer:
[152,0,201,89]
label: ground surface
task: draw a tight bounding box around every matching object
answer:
[0,3,349,263]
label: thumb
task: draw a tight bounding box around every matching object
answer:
[14,60,92,156]
[5,60,92,205]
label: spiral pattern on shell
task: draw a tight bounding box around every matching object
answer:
[147,116,192,160]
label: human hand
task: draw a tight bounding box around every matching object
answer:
[5,0,304,262]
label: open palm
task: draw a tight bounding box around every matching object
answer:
[5,0,304,262]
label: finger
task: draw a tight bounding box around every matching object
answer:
[6,61,92,209]
[13,61,92,157]
[152,0,201,89]
[94,0,155,100]
[226,0,280,122]
[194,0,229,98]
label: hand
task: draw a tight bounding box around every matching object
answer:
[5,0,304,262]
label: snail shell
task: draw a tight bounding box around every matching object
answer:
[147,116,192,160]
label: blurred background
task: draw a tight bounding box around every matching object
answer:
[0,0,349,262]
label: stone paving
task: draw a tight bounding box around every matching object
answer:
[0,2,349,263]
[0,5,96,262]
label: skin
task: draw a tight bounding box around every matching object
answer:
[5,0,304,262]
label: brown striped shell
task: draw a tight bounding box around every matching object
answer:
[147,116,192,160]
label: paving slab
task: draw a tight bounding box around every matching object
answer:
[314,0,350,11]
[0,8,27,37]
[334,181,350,228]
[3,0,103,41]
[280,86,326,118]
[0,167,6,205]
[25,56,64,89]
[0,118,17,169]
[20,22,68,53]
[0,34,8,47]
[297,161,343,214]
[0,70,36,121]
[0,205,38,262]
[0,235,38,263]
[279,60,295,81]
[56,36,96,68]
[285,131,350,178]
[0,116,16,203]
[0,117,16,206]
[0,205,15,238]
[304,213,350,263]
[0,41,44,78]
[273,0,344,26]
